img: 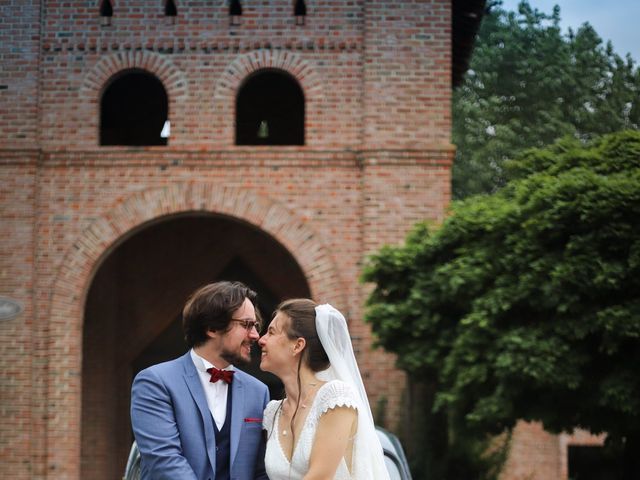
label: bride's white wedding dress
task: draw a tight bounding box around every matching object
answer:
[263,380,358,480]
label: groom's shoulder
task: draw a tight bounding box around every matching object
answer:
[135,352,189,379]
[234,368,268,391]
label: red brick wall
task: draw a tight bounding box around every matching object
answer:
[363,0,452,148]
[0,153,38,480]
[501,422,563,480]
[0,1,40,147]
[499,422,606,480]
[0,1,460,479]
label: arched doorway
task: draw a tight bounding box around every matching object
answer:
[80,213,310,480]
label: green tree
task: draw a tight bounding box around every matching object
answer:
[363,130,640,478]
[452,1,640,199]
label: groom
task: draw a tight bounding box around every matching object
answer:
[131,281,270,480]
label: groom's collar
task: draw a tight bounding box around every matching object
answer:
[190,348,236,374]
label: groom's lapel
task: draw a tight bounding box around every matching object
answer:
[182,353,217,464]
[230,372,246,467]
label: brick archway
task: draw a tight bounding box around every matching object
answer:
[45,183,343,478]
[82,51,188,99]
[80,51,188,144]
[214,49,325,144]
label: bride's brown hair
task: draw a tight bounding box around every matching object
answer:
[277,298,330,372]
[273,298,330,459]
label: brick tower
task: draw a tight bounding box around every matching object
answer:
[0,1,487,479]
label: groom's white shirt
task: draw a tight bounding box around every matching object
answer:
[190,349,235,430]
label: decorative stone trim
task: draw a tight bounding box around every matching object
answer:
[42,39,361,55]
[214,49,323,101]
[81,50,188,99]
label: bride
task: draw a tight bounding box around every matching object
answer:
[258,299,390,479]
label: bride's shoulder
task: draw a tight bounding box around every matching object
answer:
[318,379,357,394]
[315,380,359,415]
[263,399,282,428]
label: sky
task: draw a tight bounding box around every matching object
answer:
[500,0,640,62]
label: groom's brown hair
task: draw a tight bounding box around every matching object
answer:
[182,281,259,348]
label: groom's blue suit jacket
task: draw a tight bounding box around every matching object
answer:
[131,352,270,480]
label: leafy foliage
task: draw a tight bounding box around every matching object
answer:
[452,0,640,198]
[363,131,640,477]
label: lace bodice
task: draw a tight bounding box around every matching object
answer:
[263,380,359,480]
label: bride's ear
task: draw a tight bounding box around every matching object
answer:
[292,337,306,355]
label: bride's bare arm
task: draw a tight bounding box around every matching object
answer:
[303,406,358,480]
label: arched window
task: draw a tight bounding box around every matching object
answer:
[100,69,169,146]
[235,69,305,146]
[229,0,242,26]
[99,0,113,16]
[165,0,177,17]
[99,0,113,26]
[294,0,307,25]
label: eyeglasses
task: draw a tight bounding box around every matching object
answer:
[230,318,261,333]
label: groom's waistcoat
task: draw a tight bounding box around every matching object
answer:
[211,385,232,480]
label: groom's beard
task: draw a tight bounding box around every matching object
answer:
[221,341,253,367]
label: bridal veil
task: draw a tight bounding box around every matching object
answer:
[314,304,391,480]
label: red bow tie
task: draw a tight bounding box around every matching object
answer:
[207,367,234,384]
